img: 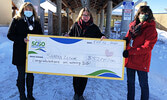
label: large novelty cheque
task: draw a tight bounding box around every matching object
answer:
[26,34,126,80]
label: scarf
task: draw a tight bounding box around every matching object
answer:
[78,18,93,33]
[129,21,143,39]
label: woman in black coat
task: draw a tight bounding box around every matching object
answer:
[68,7,106,100]
[7,2,43,100]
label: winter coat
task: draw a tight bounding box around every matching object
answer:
[7,17,43,66]
[125,20,157,72]
[68,22,104,38]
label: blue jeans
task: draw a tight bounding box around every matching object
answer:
[126,68,149,100]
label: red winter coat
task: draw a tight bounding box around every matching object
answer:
[125,20,157,72]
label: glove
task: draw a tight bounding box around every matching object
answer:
[123,50,129,58]
[123,37,129,46]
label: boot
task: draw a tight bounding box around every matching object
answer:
[20,94,27,100]
[73,94,79,100]
[26,73,35,100]
[27,95,35,100]
[16,65,27,100]
[78,95,85,100]
[17,80,27,100]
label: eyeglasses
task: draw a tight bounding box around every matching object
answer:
[82,14,90,17]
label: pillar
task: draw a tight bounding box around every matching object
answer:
[66,8,69,32]
[120,0,133,38]
[57,0,62,35]
[105,0,112,38]
[40,7,45,34]
[99,9,104,32]
[97,14,100,27]
[48,10,53,35]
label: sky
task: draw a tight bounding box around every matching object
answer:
[134,0,167,13]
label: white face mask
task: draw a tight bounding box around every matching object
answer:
[24,11,33,17]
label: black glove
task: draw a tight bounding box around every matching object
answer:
[123,37,129,46]
[123,50,129,58]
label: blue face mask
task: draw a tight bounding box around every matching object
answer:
[24,11,33,17]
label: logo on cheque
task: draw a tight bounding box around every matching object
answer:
[31,41,45,48]
[28,40,46,54]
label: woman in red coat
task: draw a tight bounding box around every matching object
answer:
[123,6,157,100]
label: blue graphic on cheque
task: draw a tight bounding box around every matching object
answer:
[50,37,82,44]
[99,73,120,78]
[87,69,121,78]
[36,48,46,52]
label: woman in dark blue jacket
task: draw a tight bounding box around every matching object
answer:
[7,2,43,100]
[68,7,106,100]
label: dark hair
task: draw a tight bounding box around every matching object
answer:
[134,6,154,22]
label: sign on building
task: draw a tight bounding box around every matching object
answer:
[123,1,134,20]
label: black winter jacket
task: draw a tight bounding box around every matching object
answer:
[7,17,43,66]
[68,22,104,38]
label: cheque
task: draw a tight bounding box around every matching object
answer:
[26,34,126,80]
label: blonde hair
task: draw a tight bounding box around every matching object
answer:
[76,7,93,22]
[14,2,39,21]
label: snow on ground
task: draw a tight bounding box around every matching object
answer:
[0,27,167,100]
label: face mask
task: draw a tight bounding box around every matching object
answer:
[139,14,148,22]
[24,11,33,17]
